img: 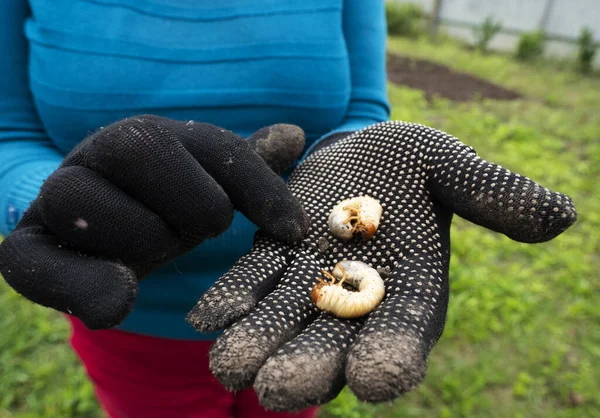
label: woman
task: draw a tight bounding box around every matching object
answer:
[0,1,389,417]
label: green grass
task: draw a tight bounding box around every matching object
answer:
[1,36,599,417]
[0,280,99,418]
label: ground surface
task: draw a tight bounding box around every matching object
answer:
[387,53,522,102]
[1,37,599,418]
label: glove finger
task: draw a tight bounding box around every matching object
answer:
[245,124,306,175]
[420,124,577,243]
[63,117,235,245]
[345,256,449,402]
[208,251,323,391]
[253,314,363,412]
[145,116,310,243]
[38,166,181,265]
[186,234,291,332]
[0,214,138,330]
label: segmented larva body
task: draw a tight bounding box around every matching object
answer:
[328,196,382,241]
[311,260,385,319]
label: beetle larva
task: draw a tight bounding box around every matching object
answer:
[328,196,382,241]
[311,260,385,319]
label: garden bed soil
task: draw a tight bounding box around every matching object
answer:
[387,54,522,102]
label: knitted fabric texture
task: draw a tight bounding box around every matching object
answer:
[0,116,309,330]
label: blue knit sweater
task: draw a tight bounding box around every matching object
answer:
[0,0,390,339]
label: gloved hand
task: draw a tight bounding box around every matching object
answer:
[0,115,310,330]
[187,121,577,411]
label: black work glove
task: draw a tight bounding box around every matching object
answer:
[0,115,310,330]
[187,121,577,411]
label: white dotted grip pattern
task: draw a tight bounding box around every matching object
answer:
[188,121,577,411]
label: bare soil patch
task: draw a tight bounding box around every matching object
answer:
[387,54,522,102]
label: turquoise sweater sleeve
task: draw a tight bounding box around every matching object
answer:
[0,0,63,236]
[305,0,391,156]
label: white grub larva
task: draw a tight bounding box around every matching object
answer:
[328,196,382,241]
[311,260,385,319]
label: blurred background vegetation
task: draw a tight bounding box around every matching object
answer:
[1,3,599,418]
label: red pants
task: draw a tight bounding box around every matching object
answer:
[68,317,319,418]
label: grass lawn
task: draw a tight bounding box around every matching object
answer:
[1,36,599,417]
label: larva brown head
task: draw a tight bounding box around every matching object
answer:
[311,282,324,304]
[356,222,377,240]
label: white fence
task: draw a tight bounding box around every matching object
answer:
[390,0,600,65]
